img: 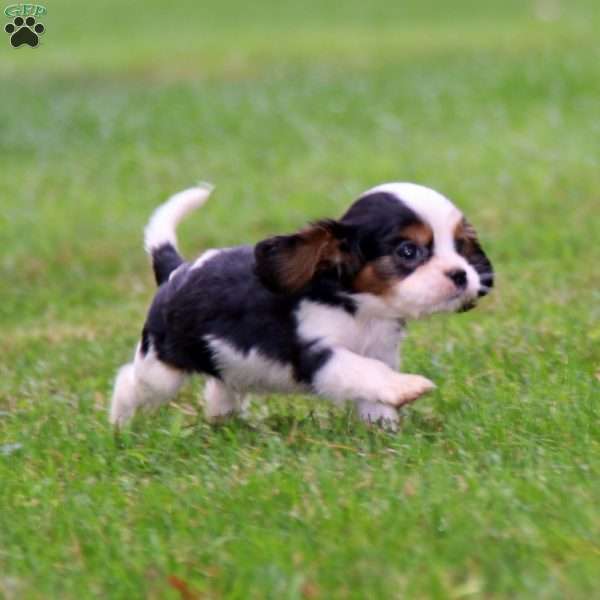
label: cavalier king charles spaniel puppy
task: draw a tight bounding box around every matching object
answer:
[109,182,493,429]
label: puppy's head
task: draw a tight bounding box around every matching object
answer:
[255,183,494,319]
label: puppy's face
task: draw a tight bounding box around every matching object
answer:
[255,183,493,319]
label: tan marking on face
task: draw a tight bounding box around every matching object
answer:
[454,218,477,241]
[353,257,398,296]
[353,222,433,297]
[399,222,433,246]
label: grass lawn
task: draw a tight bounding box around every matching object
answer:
[1,0,599,597]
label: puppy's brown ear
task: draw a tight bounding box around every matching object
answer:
[255,219,356,294]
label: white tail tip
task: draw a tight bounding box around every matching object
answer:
[144,182,214,253]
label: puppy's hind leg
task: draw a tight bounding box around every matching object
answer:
[109,345,186,426]
[203,378,246,423]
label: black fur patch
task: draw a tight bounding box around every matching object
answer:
[340,192,422,259]
[151,243,184,286]
[467,239,494,295]
[341,192,434,280]
[142,247,350,384]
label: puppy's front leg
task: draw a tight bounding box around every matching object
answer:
[355,399,400,430]
[312,348,435,407]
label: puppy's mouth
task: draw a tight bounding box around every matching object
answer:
[432,292,476,314]
[458,299,477,313]
[454,281,491,312]
[451,289,480,313]
[457,286,490,312]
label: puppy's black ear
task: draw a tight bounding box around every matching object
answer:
[255,220,358,294]
[457,219,494,295]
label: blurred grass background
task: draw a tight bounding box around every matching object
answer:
[1,1,599,598]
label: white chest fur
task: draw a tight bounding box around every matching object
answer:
[296,300,404,368]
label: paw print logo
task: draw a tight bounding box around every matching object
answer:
[5,16,45,48]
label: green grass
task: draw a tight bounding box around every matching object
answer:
[1,1,600,598]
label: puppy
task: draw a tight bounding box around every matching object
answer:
[109,182,493,428]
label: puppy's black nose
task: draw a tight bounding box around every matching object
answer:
[446,268,467,289]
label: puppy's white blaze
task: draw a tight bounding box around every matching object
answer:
[364,182,462,256]
[206,336,305,394]
[365,181,459,221]
[296,300,404,365]
[144,182,214,253]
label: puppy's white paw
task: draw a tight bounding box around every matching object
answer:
[380,374,436,407]
[109,363,137,426]
[356,400,400,431]
[203,378,241,424]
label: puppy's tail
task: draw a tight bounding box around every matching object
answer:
[144,183,214,285]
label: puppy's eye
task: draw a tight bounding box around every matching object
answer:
[455,238,466,254]
[396,241,423,262]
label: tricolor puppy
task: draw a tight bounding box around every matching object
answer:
[109,182,493,428]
